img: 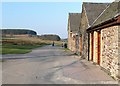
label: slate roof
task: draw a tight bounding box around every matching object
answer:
[83,2,109,26]
[68,13,81,32]
[92,1,120,26]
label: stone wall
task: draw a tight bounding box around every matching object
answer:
[89,33,92,61]
[68,29,77,52]
[101,25,119,79]
[76,34,80,55]
[80,6,89,59]
[68,20,73,51]
[71,33,77,52]
[93,31,98,63]
[68,30,72,50]
[118,26,120,80]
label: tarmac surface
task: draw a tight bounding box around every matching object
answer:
[2,45,118,84]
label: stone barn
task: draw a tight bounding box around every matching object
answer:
[87,1,120,80]
[79,2,109,59]
[68,13,81,53]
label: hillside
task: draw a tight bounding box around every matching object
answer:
[38,34,61,41]
[1,29,37,35]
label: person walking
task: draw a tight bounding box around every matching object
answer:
[64,43,67,48]
[52,41,54,46]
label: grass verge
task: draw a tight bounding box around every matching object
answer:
[1,43,47,54]
[62,48,70,51]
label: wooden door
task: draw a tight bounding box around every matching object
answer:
[91,32,94,61]
[76,35,79,52]
[97,31,101,65]
[80,36,82,55]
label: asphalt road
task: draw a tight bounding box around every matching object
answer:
[2,45,117,84]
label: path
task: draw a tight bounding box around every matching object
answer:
[2,45,118,84]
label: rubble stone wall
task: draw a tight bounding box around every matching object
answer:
[80,7,89,59]
[101,25,119,79]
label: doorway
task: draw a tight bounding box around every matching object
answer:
[97,31,101,65]
[80,36,82,55]
[91,32,94,61]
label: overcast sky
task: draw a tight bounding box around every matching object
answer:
[1,0,115,38]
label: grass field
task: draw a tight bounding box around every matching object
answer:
[1,37,62,54]
[1,43,46,54]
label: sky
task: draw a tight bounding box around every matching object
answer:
[1,0,114,39]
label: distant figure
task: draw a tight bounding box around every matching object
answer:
[64,43,67,48]
[62,43,64,47]
[52,41,54,46]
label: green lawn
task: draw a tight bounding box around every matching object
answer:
[1,43,47,54]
